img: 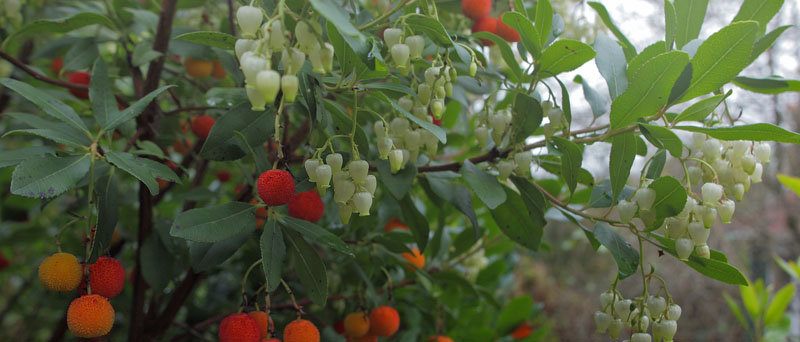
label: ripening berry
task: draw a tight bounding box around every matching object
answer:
[88,257,125,299]
[183,57,214,78]
[369,306,400,337]
[384,218,408,232]
[217,170,231,183]
[461,0,491,20]
[51,57,63,75]
[510,321,533,339]
[496,18,521,42]
[191,115,215,140]
[283,319,320,342]
[67,72,91,99]
[257,170,295,206]
[288,190,325,222]
[254,206,268,227]
[211,60,227,79]
[402,248,425,271]
[39,252,82,292]
[427,336,454,342]
[344,312,370,337]
[471,17,499,46]
[248,311,273,340]
[67,294,115,338]
[219,313,261,342]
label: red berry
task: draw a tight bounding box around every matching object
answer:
[67,72,91,99]
[219,313,261,342]
[0,252,9,270]
[462,0,492,20]
[510,321,534,339]
[88,257,126,298]
[496,17,521,42]
[471,17,498,46]
[191,115,215,140]
[288,190,324,222]
[257,170,295,206]
[333,320,346,335]
[51,57,63,75]
[217,170,231,183]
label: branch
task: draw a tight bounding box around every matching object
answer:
[227,0,237,36]
[165,106,224,116]
[148,270,204,340]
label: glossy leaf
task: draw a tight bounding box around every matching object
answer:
[105,85,174,133]
[490,186,543,251]
[4,113,92,148]
[501,12,542,58]
[594,223,639,279]
[765,283,795,326]
[609,133,637,202]
[627,41,667,80]
[174,31,236,50]
[673,91,729,123]
[259,220,285,291]
[399,195,430,251]
[3,12,114,46]
[190,231,251,272]
[90,168,119,263]
[169,202,257,242]
[10,154,90,199]
[281,216,353,257]
[732,0,784,35]
[574,75,608,117]
[472,32,522,79]
[664,0,677,49]
[376,159,417,199]
[551,136,584,195]
[733,76,800,94]
[750,25,791,64]
[89,58,119,129]
[200,104,275,161]
[284,228,328,305]
[639,124,683,157]
[538,40,596,76]
[674,124,800,144]
[534,0,553,48]
[648,176,687,219]
[510,92,543,145]
[674,0,709,49]
[461,160,507,209]
[0,146,55,168]
[0,78,90,134]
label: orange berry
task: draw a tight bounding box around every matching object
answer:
[401,248,426,271]
[183,57,214,78]
[248,311,273,340]
[344,312,370,338]
[257,170,295,207]
[38,252,83,292]
[384,217,409,232]
[67,294,115,338]
[191,115,215,140]
[462,0,491,20]
[428,336,454,342]
[496,17,520,42]
[219,313,261,342]
[211,60,227,79]
[369,306,400,337]
[67,72,91,99]
[88,257,125,298]
[471,17,498,46]
[510,321,533,339]
[283,319,320,342]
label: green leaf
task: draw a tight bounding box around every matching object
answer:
[131,44,162,68]
[404,14,471,63]
[260,219,285,291]
[169,202,257,242]
[558,209,601,250]
[589,180,636,208]
[664,0,677,49]
[141,233,183,291]
[281,216,353,257]
[673,92,729,123]
[490,186,543,251]
[189,231,251,272]
[62,39,99,72]
[674,0,709,49]
[594,223,639,279]
[537,155,595,187]
[509,176,548,228]
[551,136,583,195]
[538,40,596,76]
[11,154,90,199]
[765,283,795,326]
[778,174,800,198]
[138,158,181,183]
[554,75,573,128]
[0,78,89,135]
[609,51,689,128]
[399,195,430,251]
[627,41,667,80]
[510,93,543,145]
[724,293,749,328]
[423,173,480,240]
[0,146,55,168]
[360,82,417,98]
[326,21,383,80]
[4,113,92,148]
[501,12,542,58]
[733,76,800,94]
[376,159,417,199]
[574,75,608,117]
[648,176,687,219]
[674,124,800,144]
[732,0,784,35]
[90,58,119,129]
[594,34,628,99]
[90,168,118,263]
[535,0,553,48]
[104,85,174,133]
[646,150,667,179]
[200,104,275,161]
[371,92,447,143]
[472,32,522,79]
[750,25,791,64]
[2,12,114,47]
[678,21,759,103]
[495,295,534,335]
[741,284,761,318]
[174,31,236,50]
[639,124,684,157]
[105,151,159,194]
[461,160,507,209]
[310,0,363,38]
[609,133,637,202]
[284,228,328,305]
[325,100,371,157]
[587,2,637,60]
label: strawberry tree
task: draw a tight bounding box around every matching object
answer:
[0,0,797,341]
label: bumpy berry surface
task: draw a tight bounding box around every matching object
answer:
[369,306,400,337]
[67,72,91,99]
[191,115,215,140]
[219,313,261,342]
[39,252,83,292]
[461,0,491,20]
[283,319,320,342]
[257,170,296,206]
[247,311,272,340]
[51,57,63,75]
[288,190,325,222]
[67,294,115,338]
[88,256,126,298]
[344,312,371,337]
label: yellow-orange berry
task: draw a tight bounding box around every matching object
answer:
[183,57,214,78]
[401,248,426,271]
[38,252,82,292]
[344,312,370,337]
[212,60,227,79]
[283,319,319,342]
[369,306,400,337]
[67,294,115,338]
[248,311,273,340]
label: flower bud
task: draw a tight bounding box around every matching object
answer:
[378,137,393,159]
[475,126,489,147]
[646,296,667,317]
[417,84,432,105]
[339,201,353,224]
[406,35,424,59]
[326,153,343,173]
[365,175,377,195]
[667,304,681,321]
[675,238,694,260]
[609,319,623,339]
[383,28,403,49]
[321,43,334,72]
[717,199,735,223]
[431,99,445,119]
[700,205,716,228]
[631,333,652,342]
[662,320,678,342]
[741,154,756,174]
[389,149,404,173]
[687,166,702,185]
[269,20,285,51]
[246,87,266,111]
[434,85,446,99]
[425,67,440,85]
[237,6,263,38]
[374,121,386,138]
[701,183,723,204]
[390,117,409,136]
[304,159,321,182]
[618,200,637,223]
[595,311,612,333]
[634,188,656,211]
[751,163,763,183]
[614,299,632,320]
[241,53,268,84]
[315,164,332,189]
[391,43,410,67]
[235,39,257,59]
[514,152,532,177]
[754,143,771,163]
[256,70,281,104]
[349,160,369,184]
[688,221,709,246]
[469,61,477,77]
[352,191,372,216]
[334,180,355,204]
[281,75,299,103]
[497,160,515,181]
[696,244,710,258]
[702,139,722,161]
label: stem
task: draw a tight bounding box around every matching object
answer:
[273,98,286,168]
[351,87,360,158]
[279,279,302,317]
[241,259,264,306]
[357,0,414,30]
[85,144,97,260]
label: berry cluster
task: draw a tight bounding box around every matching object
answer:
[235,6,333,110]
[257,169,326,223]
[463,0,520,45]
[595,291,681,342]
[219,312,316,342]
[340,306,401,340]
